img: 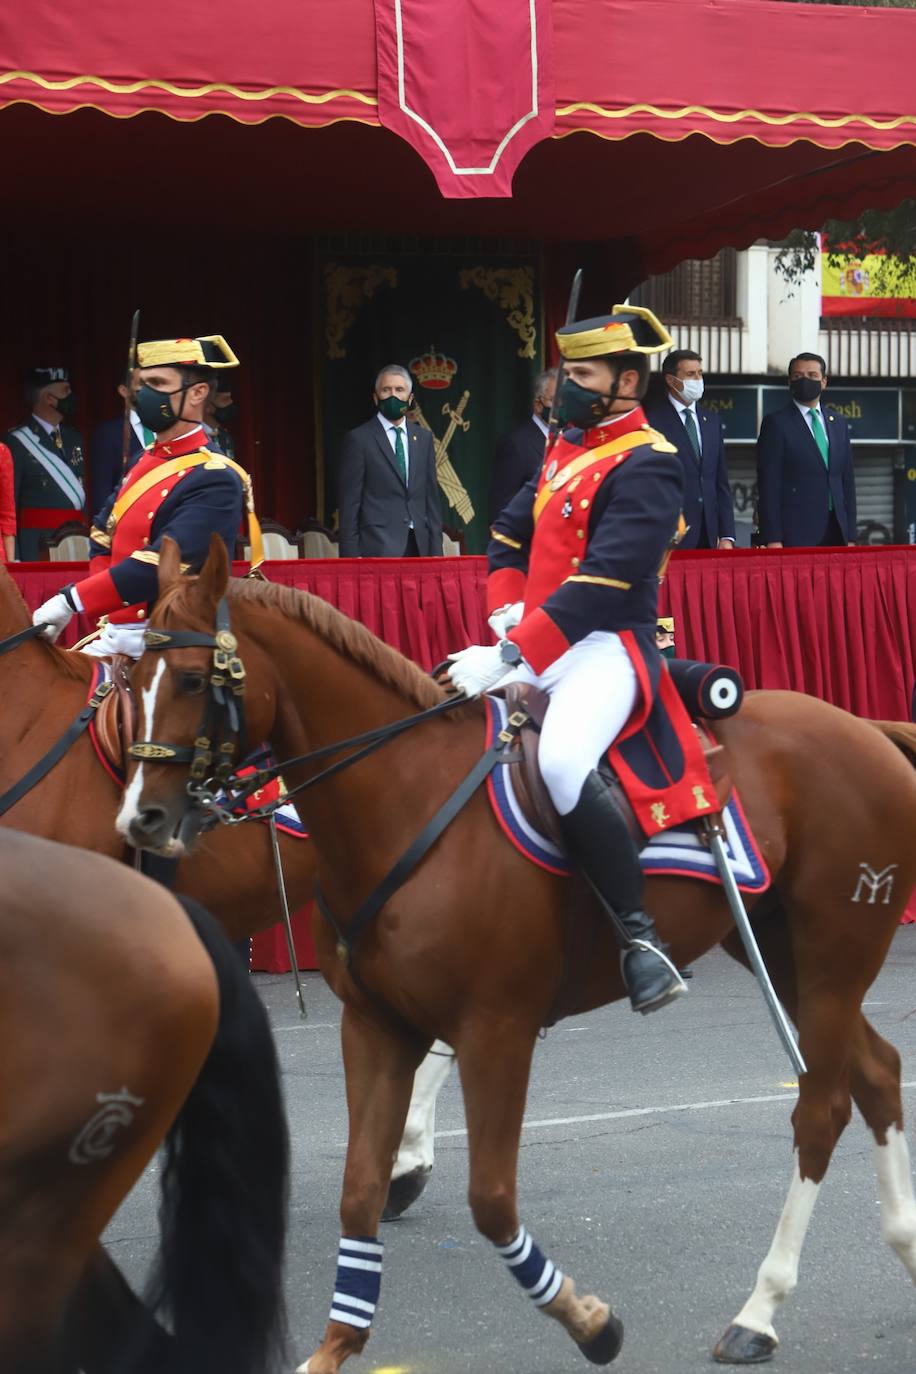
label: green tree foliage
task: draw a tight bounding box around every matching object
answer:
[775,0,916,285]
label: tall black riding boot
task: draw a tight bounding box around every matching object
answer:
[560,771,685,1014]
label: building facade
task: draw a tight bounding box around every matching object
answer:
[632,245,916,545]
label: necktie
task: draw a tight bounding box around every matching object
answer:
[809,409,829,466]
[393,426,407,484]
[52,427,63,450]
[682,409,700,462]
[809,409,833,511]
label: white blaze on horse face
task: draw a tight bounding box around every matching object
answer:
[116,658,167,836]
[874,1125,916,1280]
[731,1163,820,1339]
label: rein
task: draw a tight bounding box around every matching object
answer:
[0,621,116,818]
[130,597,529,976]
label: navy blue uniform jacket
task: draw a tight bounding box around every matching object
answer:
[756,402,856,546]
[643,398,736,547]
[489,417,546,522]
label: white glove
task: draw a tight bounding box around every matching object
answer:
[32,593,75,642]
[447,643,514,698]
[488,600,524,640]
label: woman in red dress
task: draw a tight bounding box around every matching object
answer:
[0,442,16,562]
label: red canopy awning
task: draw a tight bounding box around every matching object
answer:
[1,0,915,274]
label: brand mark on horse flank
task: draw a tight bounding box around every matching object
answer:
[68,1088,145,1165]
[851,862,898,905]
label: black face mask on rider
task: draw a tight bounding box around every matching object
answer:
[133,382,193,434]
[556,375,619,429]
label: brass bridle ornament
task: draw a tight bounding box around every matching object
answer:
[128,597,247,797]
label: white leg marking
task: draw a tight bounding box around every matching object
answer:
[392,1040,454,1178]
[732,1164,820,1340]
[874,1125,916,1280]
[116,658,166,835]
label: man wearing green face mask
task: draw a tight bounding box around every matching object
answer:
[337,363,443,557]
[5,367,85,560]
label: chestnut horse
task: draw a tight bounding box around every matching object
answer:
[0,564,315,941]
[122,536,916,1370]
[0,826,288,1374]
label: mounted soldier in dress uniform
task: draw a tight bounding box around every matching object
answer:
[5,367,85,560]
[447,305,686,1015]
[32,334,263,657]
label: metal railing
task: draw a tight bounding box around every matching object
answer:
[632,250,743,372]
[820,317,916,377]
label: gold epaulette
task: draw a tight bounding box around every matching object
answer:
[644,425,678,454]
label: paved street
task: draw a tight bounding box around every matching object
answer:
[107,930,916,1374]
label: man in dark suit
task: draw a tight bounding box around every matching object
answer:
[644,349,736,549]
[5,367,86,560]
[488,367,557,520]
[756,351,856,548]
[338,364,443,557]
[88,378,151,512]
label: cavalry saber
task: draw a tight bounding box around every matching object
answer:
[121,308,140,477]
[542,267,583,465]
[704,817,806,1078]
[269,814,307,1019]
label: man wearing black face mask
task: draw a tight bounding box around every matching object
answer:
[756,351,856,548]
[205,387,238,461]
[32,334,263,656]
[5,367,85,560]
[337,363,442,557]
[448,306,694,1017]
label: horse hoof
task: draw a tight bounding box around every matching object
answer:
[577,1311,624,1365]
[381,1164,432,1221]
[714,1323,778,1364]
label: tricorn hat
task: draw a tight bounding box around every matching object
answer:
[26,366,69,390]
[556,305,672,361]
[136,335,239,370]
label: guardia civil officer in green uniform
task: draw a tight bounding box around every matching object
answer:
[4,367,85,560]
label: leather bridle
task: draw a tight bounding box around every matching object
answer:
[127,595,248,796]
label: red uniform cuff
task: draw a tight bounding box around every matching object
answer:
[76,569,119,618]
[487,567,527,616]
[509,608,570,675]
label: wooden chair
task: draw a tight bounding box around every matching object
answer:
[297,519,339,559]
[242,520,300,561]
[42,522,91,562]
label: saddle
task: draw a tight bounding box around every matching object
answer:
[503,681,732,851]
[92,655,138,777]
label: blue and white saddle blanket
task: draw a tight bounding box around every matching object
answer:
[484,698,769,894]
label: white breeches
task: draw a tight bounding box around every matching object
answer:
[81,621,147,659]
[508,630,639,816]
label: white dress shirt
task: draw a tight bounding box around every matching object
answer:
[31,412,61,444]
[794,399,827,443]
[668,393,702,453]
[377,412,410,484]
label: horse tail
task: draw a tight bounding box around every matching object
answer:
[871,720,916,771]
[145,895,289,1374]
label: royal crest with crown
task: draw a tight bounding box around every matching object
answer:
[409,348,458,391]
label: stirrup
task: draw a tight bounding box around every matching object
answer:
[620,940,688,1014]
[626,938,689,994]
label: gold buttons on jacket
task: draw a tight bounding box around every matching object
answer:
[160,488,169,497]
[147,512,154,519]
[571,557,580,567]
[577,529,585,540]
[579,499,589,510]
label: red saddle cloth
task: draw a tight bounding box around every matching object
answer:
[609,632,719,836]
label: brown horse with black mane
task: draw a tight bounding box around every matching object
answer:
[0,564,315,941]
[123,536,916,1371]
[0,827,288,1374]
